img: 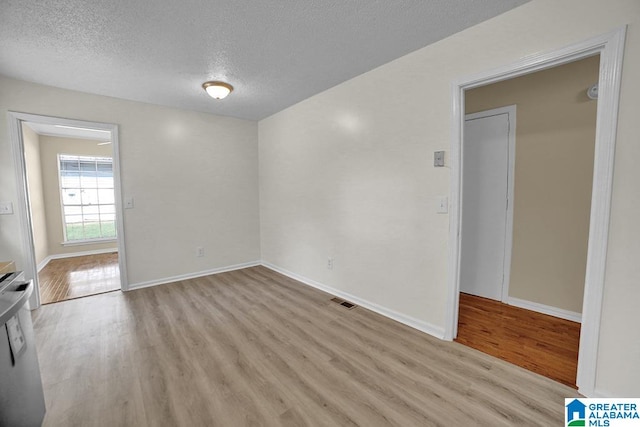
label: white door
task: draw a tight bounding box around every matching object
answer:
[460,108,514,301]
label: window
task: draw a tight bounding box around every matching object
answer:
[59,155,116,242]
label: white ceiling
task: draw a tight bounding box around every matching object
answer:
[24,122,111,142]
[0,0,529,121]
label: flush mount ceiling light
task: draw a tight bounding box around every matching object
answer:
[202,81,234,99]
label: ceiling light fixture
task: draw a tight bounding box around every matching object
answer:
[202,81,234,99]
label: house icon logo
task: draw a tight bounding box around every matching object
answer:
[566,399,587,426]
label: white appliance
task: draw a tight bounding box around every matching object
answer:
[0,272,46,427]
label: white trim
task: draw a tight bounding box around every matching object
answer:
[464,105,516,304]
[577,26,626,400]
[445,27,626,398]
[37,247,119,272]
[61,238,118,247]
[262,261,445,339]
[590,389,613,399]
[36,258,50,273]
[506,297,582,323]
[9,114,41,309]
[111,122,128,291]
[128,261,261,290]
[7,112,130,304]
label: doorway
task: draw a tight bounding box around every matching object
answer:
[9,113,128,309]
[445,28,626,397]
[457,55,598,388]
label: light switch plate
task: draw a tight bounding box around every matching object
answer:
[124,197,134,209]
[0,201,14,215]
[436,197,448,214]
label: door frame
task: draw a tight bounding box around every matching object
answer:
[8,112,129,309]
[444,26,626,398]
[463,105,516,303]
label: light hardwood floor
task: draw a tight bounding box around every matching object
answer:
[38,253,120,304]
[32,266,579,426]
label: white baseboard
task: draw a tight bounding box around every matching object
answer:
[37,258,50,272]
[37,247,119,272]
[506,296,582,323]
[589,388,613,398]
[128,261,261,291]
[261,261,445,340]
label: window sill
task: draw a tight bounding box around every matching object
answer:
[61,238,117,247]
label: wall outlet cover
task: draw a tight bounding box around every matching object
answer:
[437,197,448,214]
[0,202,14,215]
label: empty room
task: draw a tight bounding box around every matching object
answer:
[0,1,638,426]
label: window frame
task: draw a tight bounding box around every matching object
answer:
[57,153,117,245]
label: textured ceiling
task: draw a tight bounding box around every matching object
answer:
[0,0,529,120]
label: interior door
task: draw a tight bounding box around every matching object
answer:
[460,111,511,301]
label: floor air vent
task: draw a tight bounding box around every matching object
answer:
[330,297,357,310]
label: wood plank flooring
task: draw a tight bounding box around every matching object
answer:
[32,266,579,426]
[38,253,120,304]
[455,292,581,388]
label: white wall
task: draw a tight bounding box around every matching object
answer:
[259,0,640,397]
[0,78,260,287]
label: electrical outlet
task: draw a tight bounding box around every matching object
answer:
[327,257,334,270]
[196,247,204,257]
